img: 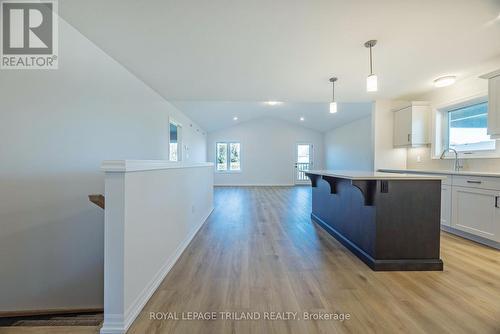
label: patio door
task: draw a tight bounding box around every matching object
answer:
[295,143,313,184]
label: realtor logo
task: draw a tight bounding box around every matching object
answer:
[1,0,58,69]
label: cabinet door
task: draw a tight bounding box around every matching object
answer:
[452,186,500,241]
[440,185,452,227]
[393,107,412,147]
[411,105,430,145]
[488,76,500,138]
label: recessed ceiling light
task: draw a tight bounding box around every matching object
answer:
[233,116,238,121]
[265,101,283,106]
[300,116,305,121]
[434,76,456,88]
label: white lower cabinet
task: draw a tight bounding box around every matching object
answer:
[451,186,500,242]
[440,185,452,227]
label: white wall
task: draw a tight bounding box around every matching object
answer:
[101,162,213,334]
[324,116,374,171]
[372,100,408,170]
[207,118,324,186]
[0,19,206,312]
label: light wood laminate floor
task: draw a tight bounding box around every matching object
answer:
[3,186,499,334]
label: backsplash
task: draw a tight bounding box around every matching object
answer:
[407,146,500,172]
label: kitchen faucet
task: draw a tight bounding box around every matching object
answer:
[439,148,462,172]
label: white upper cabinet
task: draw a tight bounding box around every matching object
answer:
[480,70,500,139]
[393,102,430,147]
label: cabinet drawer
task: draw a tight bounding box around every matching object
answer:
[452,175,500,191]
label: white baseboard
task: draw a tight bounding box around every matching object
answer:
[441,225,500,250]
[100,314,125,334]
[100,207,214,334]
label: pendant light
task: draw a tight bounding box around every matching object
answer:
[364,40,378,92]
[329,77,338,113]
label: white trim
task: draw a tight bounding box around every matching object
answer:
[441,225,500,250]
[100,314,125,334]
[101,160,213,172]
[431,93,500,159]
[391,100,430,112]
[479,69,500,80]
[100,207,213,334]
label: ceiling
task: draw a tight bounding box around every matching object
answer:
[59,0,500,131]
[171,102,372,132]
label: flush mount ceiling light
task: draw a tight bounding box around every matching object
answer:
[434,75,456,88]
[329,77,338,114]
[300,116,305,121]
[364,40,378,92]
[265,101,283,106]
[233,116,238,121]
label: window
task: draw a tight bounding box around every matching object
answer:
[447,102,494,152]
[216,143,227,171]
[169,122,181,161]
[216,142,240,172]
[297,144,311,163]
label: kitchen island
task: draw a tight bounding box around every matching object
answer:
[305,170,444,271]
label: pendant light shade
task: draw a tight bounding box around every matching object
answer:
[329,102,338,114]
[364,40,378,92]
[367,74,378,92]
[329,77,338,114]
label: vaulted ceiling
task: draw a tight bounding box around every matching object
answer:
[170,102,373,132]
[60,0,500,131]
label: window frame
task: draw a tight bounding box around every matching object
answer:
[433,94,500,159]
[169,119,182,162]
[296,142,314,165]
[215,141,241,173]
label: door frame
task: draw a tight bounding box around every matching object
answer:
[294,142,313,185]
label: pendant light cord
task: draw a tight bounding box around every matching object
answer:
[369,46,374,75]
[329,77,338,102]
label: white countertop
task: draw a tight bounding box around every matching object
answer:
[305,170,445,180]
[379,168,500,178]
[102,160,214,172]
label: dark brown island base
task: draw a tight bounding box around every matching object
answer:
[305,170,445,271]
